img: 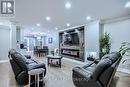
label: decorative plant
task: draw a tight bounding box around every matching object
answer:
[119,42,130,56]
[119,42,130,63]
[99,32,111,59]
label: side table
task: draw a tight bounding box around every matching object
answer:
[28,68,45,87]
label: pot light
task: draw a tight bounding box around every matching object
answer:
[36,23,40,27]
[46,16,51,21]
[66,23,70,27]
[0,22,4,25]
[65,2,71,9]
[55,27,58,30]
[47,30,50,33]
[125,2,130,8]
[86,16,92,21]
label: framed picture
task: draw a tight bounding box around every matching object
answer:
[48,38,53,43]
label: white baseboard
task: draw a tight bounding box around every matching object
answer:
[117,68,130,74]
[0,59,9,63]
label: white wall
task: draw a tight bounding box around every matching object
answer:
[85,20,101,61]
[104,19,130,52]
[0,26,10,60]
[0,20,17,60]
[46,31,59,52]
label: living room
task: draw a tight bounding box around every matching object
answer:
[0,0,130,87]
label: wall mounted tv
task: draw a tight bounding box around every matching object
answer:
[64,33,79,45]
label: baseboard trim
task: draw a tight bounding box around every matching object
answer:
[117,68,130,74]
[0,59,9,63]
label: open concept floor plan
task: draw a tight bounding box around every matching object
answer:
[0,0,130,87]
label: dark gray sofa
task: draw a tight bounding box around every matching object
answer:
[72,52,122,87]
[8,49,46,86]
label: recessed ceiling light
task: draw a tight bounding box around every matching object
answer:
[0,22,4,25]
[32,28,34,30]
[55,27,58,30]
[47,30,50,33]
[46,16,51,21]
[86,16,92,21]
[36,23,40,27]
[66,23,70,27]
[125,2,130,8]
[65,2,71,9]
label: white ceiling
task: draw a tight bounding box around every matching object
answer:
[10,0,130,30]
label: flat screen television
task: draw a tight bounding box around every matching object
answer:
[64,33,79,45]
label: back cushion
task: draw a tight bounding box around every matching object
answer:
[92,59,112,79]
[102,52,121,63]
[13,53,28,70]
[9,49,16,55]
[10,50,17,59]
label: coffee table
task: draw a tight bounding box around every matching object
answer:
[47,55,63,68]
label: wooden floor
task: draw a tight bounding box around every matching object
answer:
[0,57,130,87]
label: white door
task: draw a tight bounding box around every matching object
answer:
[0,28,10,60]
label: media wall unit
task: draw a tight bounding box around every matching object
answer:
[59,26,85,61]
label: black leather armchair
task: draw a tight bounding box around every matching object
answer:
[72,52,122,87]
[8,49,46,86]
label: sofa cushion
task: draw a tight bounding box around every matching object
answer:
[27,63,46,71]
[92,59,112,79]
[9,49,17,56]
[85,66,96,72]
[16,53,33,64]
[24,55,31,59]
[102,52,121,63]
[26,59,35,64]
[14,53,28,70]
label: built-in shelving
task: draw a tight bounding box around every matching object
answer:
[59,26,85,61]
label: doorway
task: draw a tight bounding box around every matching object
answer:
[24,37,35,52]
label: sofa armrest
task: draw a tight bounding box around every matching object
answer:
[24,55,31,59]
[82,62,95,69]
[73,67,92,81]
[27,63,45,71]
[94,59,100,64]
